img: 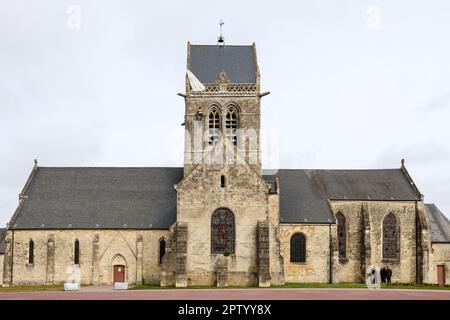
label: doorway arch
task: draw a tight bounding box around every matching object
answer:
[111,254,127,283]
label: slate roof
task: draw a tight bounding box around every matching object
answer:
[0,228,6,254]
[9,167,183,230]
[188,44,257,83]
[263,169,420,224]
[425,204,450,243]
[8,166,422,229]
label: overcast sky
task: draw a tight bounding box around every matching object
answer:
[1,0,450,226]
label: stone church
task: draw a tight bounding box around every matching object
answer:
[1,40,450,288]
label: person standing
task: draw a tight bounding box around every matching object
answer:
[381,267,386,284]
[386,266,392,284]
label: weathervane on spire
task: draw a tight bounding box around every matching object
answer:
[217,19,225,46]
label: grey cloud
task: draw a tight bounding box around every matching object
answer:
[2,0,450,225]
[419,91,450,112]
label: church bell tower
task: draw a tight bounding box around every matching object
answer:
[182,40,264,176]
[167,34,283,288]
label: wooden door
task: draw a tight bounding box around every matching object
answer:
[113,265,125,283]
[437,265,445,285]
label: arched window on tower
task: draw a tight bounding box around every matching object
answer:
[336,212,347,260]
[208,107,220,145]
[383,213,399,260]
[211,208,235,254]
[225,107,238,145]
[159,238,166,264]
[290,233,306,262]
[28,239,34,264]
[74,239,80,265]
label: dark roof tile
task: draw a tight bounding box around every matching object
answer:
[9,167,422,229]
[188,45,257,83]
[425,204,450,243]
[264,169,420,224]
[9,167,183,230]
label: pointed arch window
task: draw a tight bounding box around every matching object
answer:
[225,107,238,145]
[208,107,221,145]
[336,212,347,259]
[74,239,80,265]
[383,213,399,260]
[290,233,306,262]
[28,239,34,264]
[211,208,235,254]
[159,238,166,264]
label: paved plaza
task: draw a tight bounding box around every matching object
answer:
[1,287,450,300]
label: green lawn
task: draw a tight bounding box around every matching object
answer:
[1,282,449,292]
[131,282,450,291]
[0,284,64,292]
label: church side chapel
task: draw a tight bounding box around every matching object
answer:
[1,34,450,288]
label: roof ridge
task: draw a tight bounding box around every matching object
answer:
[425,203,450,242]
[37,167,402,171]
[264,168,401,172]
[400,163,423,200]
[190,44,254,47]
[38,166,183,169]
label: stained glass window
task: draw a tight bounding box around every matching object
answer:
[290,233,306,262]
[211,208,235,254]
[28,239,34,264]
[383,213,398,259]
[159,238,166,264]
[74,239,80,264]
[336,213,347,259]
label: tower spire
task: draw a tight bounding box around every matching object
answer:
[217,19,225,46]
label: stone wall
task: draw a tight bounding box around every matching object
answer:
[176,162,272,286]
[3,229,169,286]
[2,200,429,286]
[183,97,261,175]
[329,201,420,283]
[0,254,3,286]
[428,243,450,284]
[329,201,367,283]
[279,224,331,283]
[280,200,425,284]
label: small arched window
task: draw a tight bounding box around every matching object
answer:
[159,238,166,264]
[383,213,399,260]
[290,233,306,262]
[208,107,220,145]
[28,239,34,264]
[74,239,80,265]
[225,107,238,145]
[336,212,347,259]
[211,208,235,254]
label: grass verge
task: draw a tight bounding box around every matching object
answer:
[131,282,450,291]
[0,284,64,292]
[2,283,449,292]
